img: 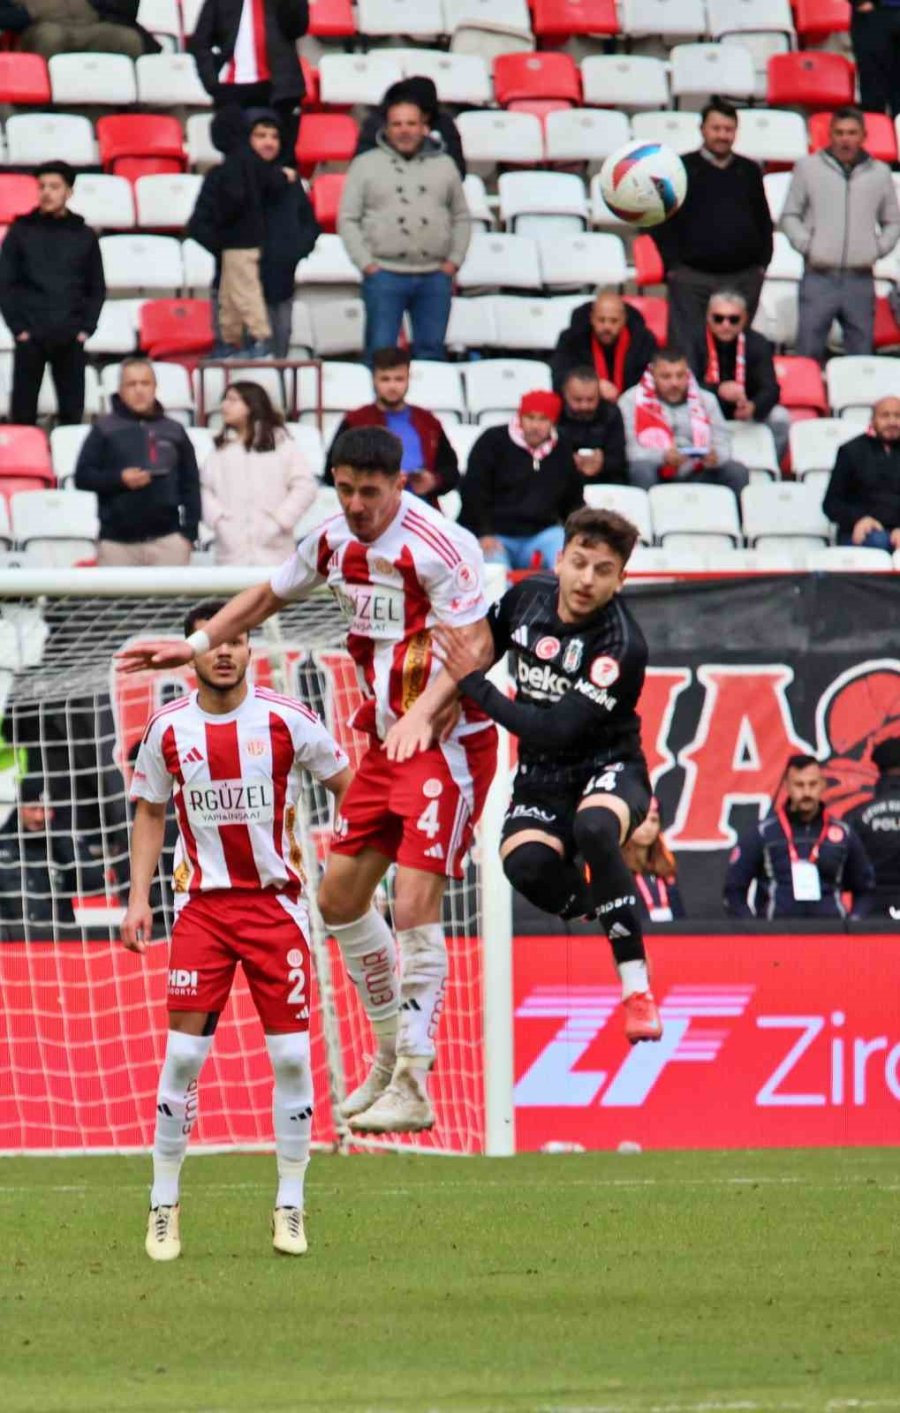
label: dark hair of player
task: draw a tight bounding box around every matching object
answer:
[563,507,639,564]
[34,160,76,187]
[786,753,820,772]
[372,346,411,372]
[330,425,403,476]
[651,346,688,366]
[701,96,738,124]
[561,365,599,386]
[214,380,285,453]
[831,105,865,128]
[184,600,229,636]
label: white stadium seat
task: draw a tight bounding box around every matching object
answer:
[11,490,99,567]
[136,54,211,106]
[5,114,96,167]
[766,231,804,282]
[99,235,184,292]
[789,419,866,479]
[357,0,444,37]
[37,365,101,418]
[50,425,91,484]
[488,297,572,351]
[318,52,406,105]
[456,233,542,291]
[806,546,893,572]
[826,357,900,417]
[463,174,494,230]
[457,111,544,171]
[581,56,669,111]
[763,171,792,224]
[537,233,628,289]
[297,362,373,419]
[199,366,285,416]
[289,302,315,356]
[621,0,707,38]
[741,482,831,544]
[588,173,631,230]
[733,109,808,165]
[84,301,138,356]
[461,358,552,422]
[407,361,467,420]
[49,53,137,106]
[630,110,701,155]
[446,295,498,351]
[186,112,221,169]
[284,423,326,481]
[186,426,216,467]
[727,422,780,476]
[182,238,216,291]
[137,0,183,42]
[649,483,742,544]
[444,422,484,472]
[310,299,365,357]
[544,109,631,166]
[101,360,194,419]
[582,485,653,544]
[292,487,341,540]
[752,280,798,346]
[69,175,135,230]
[707,0,795,43]
[134,174,203,230]
[180,0,204,34]
[670,43,757,105]
[295,235,361,288]
[497,172,588,234]
[398,51,492,105]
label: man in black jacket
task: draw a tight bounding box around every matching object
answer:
[851,0,900,117]
[0,161,104,426]
[551,292,657,400]
[74,359,200,566]
[190,0,308,163]
[652,98,773,350]
[356,77,466,180]
[845,736,900,917]
[823,396,900,550]
[0,775,106,941]
[557,367,627,484]
[460,389,583,569]
[689,290,789,461]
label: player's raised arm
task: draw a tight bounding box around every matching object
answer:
[117,581,286,674]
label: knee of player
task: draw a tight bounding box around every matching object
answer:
[317,885,359,928]
[503,841,558,898]
[573,804,622,859]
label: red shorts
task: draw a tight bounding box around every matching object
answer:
[331,726,498,879]
[167,889,311,1033]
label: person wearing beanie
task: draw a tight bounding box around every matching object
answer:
[0,774,106,939]
[845,736,900,917]
[356,76,466,179]
[459,389,584,569]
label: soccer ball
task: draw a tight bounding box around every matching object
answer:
[598,141,688,228]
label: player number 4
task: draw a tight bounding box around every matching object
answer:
[416,800,441,839]
[287,966,306,1005]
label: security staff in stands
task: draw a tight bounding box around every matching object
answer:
[724,754,874,920]
[845,737,900,919]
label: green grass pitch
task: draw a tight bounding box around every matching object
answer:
[1,1147,898,1413]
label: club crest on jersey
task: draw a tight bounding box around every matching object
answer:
[287,948,304,968]
[535,636,561,662]
[372,556,396,577]
[423,778,443,799]
[244,738,266,757]
[827,825,844,843]
[589,655,621,689]
[562,639,583,673]
[454,561,478,592]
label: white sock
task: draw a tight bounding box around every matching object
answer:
[266,1031,313,1210]
[150,1030,213,1208]
[396,924,448,1087]
[372,1013,399,1068]
[330,910,400,1065]
[618,959,650,999]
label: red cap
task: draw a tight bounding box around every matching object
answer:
[519,389,562,422]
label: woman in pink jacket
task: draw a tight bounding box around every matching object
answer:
[201,381,316,566]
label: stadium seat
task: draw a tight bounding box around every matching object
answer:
[544,109,630,166]
[407,361,467,420]
[48,53,137,106]
[134,173,203,229]
[752,279,798,347]
[357,0,443,36]
[444,0,533,41]
[85,301,139,355]
[0,53,50,105]
[294,233,361,288]
[100,235,184,292]
[0,427,54,487]
[622,0,706,38]
[793,0,850,45]
[295,114,359,177]
[11,490,99,567]
[307,0,357,37]
[443,422,483,471]
[773,356,828,415]
[198,366,285,421]
[136,54,211,106]
[807,546,893,572]
[288,303,315,357]
[733,109,807,165]
[397,51,491,105]
[582,484,652,543]
[181,238,215,291]
[670,44,757,106]
[5,114,95,168]
[727,422,780,477]
[581,56,669,111]
[874,295,900,351]
[767,232,804,282]
[630,110,700,155]
[49,425,91,485]
[707,0,794,42]
[488,296,572,351]
[789,418,868,479]
[136,0,183,43]
[139,299,213,358]
[456,233,542,291]
[497,172,588,234]
[102,360,194,421]
[463,174,494,230]
[589,175,631,230]
[740,482,831,545]
[309,299,365,357]
[284,423,325,480]
[767,52,855,110]
[493,53,581,107]
[763,170,792,224]
[633,235,665,288]
[296,362,373,424]
[318,52,405,106]
[0,176,38,226]
[446,295,499,351]
[537,232,628,289]
[185,113,221,170]
[33,365,102,420]
[69,175,135,230]
[292,487,342,540]
[461,358,552,423]
[310,174,344,235]
[826,356,900,418]
[809,112,898,166]
[97,114,186,172]
[457,111,544,171]
[532,0,618,40]
[625,295,669,345]
[649,483,742,545]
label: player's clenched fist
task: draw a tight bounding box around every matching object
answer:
[121,900,153,954]
[116,640,195,674]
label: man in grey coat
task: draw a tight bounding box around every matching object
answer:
[782,106,900,360]
[338,98,470,363]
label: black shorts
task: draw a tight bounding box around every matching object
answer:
[501,759,652,857]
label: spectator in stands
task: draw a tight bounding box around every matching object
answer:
[651,99,773,349]
[557,367,627,484]
[622,797,685,922]
[323,347,460,508]
[782,107,900,360]
[459,390,583,570]
[356,76,466,180]
[201,382,315,566]
[724,754,874,920]
[0,161,104,427]
[845,736,900,918]
[551,291,657,400]
[851,1,900,118]
[619,349,749,495]
[13,0,160,58]
[190,0,308,163]
[0,775,106,940]
[338,98,470,363]
[823,396,900,551]
[74,358,200,567]
[689,290,790,463]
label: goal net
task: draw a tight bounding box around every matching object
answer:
[0,569,513,1158]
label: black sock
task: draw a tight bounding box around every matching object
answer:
[503,840,594,920]
[572,807,646,965]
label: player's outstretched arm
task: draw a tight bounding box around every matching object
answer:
[117,582,286,674]
[384,619,495,762]
[120,799,167,954]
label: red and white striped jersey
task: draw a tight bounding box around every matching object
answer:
[130,686,348,907]
[270,491,489,741]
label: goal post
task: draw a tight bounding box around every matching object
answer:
[0,567,515,1158]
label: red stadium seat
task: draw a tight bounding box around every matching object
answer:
[307,0,356,38]
[0,53,50,105]
[139,300,214,360]
[532,0,618,41]
[112,157,184,182]
[0,427,54,489]
[633,234,665,288]
[300,56,320,108]
[625,295,668,345]
[0,175,39,225]
[96,115,186,174]
[767,53,855,110]
[792,0,850,45]
[874,296,900,351]
[311,173,345,234]
[493,53,581,107]
[808,111,898,166]
[773,356,828,415]
[295,113,359,177]
[506,98,573,122]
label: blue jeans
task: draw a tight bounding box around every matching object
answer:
[838,529,893,551]
[485,526,565,570]
[362,269,453,362]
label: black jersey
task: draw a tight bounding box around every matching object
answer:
[458,573,649,786]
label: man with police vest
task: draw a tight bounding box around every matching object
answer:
[845,737,900,918]
[724,754,874,919]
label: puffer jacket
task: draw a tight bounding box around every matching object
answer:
[201,432,316,565]
[782,149,900,271]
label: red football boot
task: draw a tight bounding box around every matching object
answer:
[623,990,663,1044]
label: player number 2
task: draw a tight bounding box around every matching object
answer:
[287,966,306,1005]
[416,799,441,839]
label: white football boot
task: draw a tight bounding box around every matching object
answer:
[272,1207,308,1256]
[349,1063,434,1134]
[339,1058,394,1120]
[145,1204,181,1261]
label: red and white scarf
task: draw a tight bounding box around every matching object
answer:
[509,415,557,469]
[592,326,631,395]
[633,367,711,452]
[221,0,270,84]
[705,329,746,389]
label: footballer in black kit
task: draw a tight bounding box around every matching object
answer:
[435,506,663,1044]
